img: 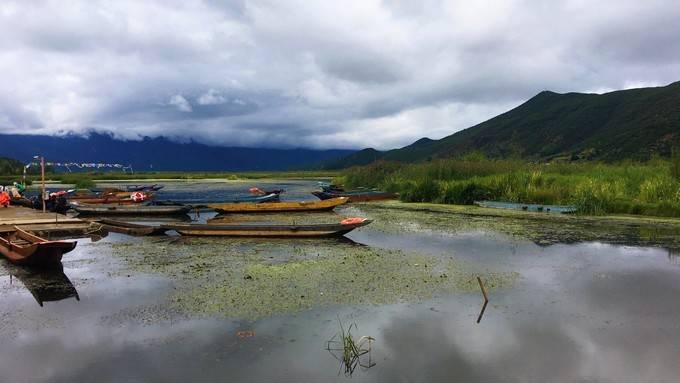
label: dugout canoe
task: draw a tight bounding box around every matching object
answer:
[126,184,164,192]
[474,201,578,214]
[71,202,192,216]
[225,193,280,203]
[312,190,397,202]
[209,197,348,213]
[0,227,76,268]
[96,218,169,236]
[161,218,372,237]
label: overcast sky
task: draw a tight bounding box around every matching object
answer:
[1,0,679,150]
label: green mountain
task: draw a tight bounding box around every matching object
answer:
[327,81,680,168]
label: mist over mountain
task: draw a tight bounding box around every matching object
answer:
[0,133,354,172]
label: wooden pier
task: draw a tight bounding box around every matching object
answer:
[0,206,105,238]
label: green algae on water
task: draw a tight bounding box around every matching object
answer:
[110,238,517,320]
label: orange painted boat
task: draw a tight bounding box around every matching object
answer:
[0,227,76,268]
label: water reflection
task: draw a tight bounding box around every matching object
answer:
[8,266,79,307]
[476,300,488,324]
[3,180,680,382]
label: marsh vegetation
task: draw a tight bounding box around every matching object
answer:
[339,157,680,217]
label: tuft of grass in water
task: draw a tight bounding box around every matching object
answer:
[326,318,375,375]
[339,158,680,217]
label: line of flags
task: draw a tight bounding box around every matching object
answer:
[24,161,134,173]
[25,162,129,169]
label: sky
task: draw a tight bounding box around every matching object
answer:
[0,0,679,150]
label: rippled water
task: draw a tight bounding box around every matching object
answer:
[2,180,680,382]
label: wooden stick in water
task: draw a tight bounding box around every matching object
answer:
[477,276,488,302]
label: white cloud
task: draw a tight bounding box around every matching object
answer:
[197,89,227,105]
[168,94,192,112]
[0,0,678,149]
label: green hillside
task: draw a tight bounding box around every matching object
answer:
[328,81,680,168]
[0,156,24,175]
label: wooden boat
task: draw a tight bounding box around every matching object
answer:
[225,193,280,203]
[67,190,153,204]
[317,182,345,192]
[312,190,397,202]
[71,202,192,216]
[162,218,372,237]
[209,197,348,213]
[67,197,139,205]
[474,201,578,214]
[0,227,76,268]
[126,184,164,192]
[96,219,169,236]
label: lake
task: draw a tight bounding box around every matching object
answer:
[2,179,680,382]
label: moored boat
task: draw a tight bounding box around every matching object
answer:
[312,190,397,202]
[67,190,152,204]
[230,193,280,203]
[209,197,348,213]
[161,217,372,237]
[71,202,192,216]
[96,219,169,236]
[126,184,165,192]
[0,227,76,268]
[474,200,578,214]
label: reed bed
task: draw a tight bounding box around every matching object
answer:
[340,158,680,217]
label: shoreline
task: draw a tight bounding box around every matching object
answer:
[368,200,680,228]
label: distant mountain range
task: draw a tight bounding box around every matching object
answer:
[0,133,354,172]
[326,81,680,168]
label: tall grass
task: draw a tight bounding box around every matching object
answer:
[339,158,680,217]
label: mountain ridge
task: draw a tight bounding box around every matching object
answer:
[325,81,680,168]
[0,132,354,171]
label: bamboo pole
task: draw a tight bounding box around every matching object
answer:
[40,157,46,213]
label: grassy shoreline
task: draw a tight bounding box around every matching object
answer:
[338,157,680,218]
[366,200,680,228]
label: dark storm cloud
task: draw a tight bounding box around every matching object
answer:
[0,0,679,149]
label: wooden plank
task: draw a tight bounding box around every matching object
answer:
[0,218,83,225]
[0,206,83,225]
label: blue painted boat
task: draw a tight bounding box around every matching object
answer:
[474,201,577,214]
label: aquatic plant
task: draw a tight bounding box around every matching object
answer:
[326,318,375,375]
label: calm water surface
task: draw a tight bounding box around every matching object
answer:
[2,180,680,382]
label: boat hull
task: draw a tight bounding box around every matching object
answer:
[312,191,397,202]
[162,219,372,237]
[209,197,348,213]
[0,228,76,268]
[222,193,280,203]
[474,201,577,214]
[72,203,191,216]
[97,219,169,236]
